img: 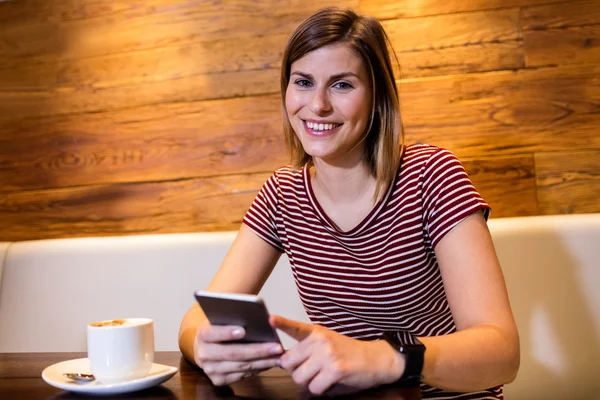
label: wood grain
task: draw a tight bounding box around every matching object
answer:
[0,352,421,400]
[0,172,272,242]
[404,58,599,223]
[400,64,600,157]
[0,34,288,90]
[0,156,537,241]
[0,67,280,120]
[463,156,539,217]
[0,95,287,193]
[535,150,600,214]
[383,9,523,78]
[0,0,596,241]
[0,6,524,111]
[525,26,600,67]
[521,0,600,30]
[523,0,600,67]
[358,0,566,20]
[1,64,597,193]
[0,0,357,69]
[0,1,162,25]
[0,8,525,120]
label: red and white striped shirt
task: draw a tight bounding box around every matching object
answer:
[243,144,501,399]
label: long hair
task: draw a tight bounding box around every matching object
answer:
[280,7,405,199]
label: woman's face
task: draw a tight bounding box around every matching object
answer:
[285,44,372,165]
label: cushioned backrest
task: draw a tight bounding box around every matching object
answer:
[1,214,599,398]
[489,214,600,400]
[0,232,309,352]
[0,242,11,297]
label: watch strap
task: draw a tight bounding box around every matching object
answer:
[382,331,425,387]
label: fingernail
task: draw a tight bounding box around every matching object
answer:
[270,344,283,354]
[232,328,244,338]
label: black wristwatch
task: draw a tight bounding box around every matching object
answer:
[382,332,426,387]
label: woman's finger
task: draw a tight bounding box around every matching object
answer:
[306,370,338,396]
[208,372,246,387]
[289,357,321,387]
[270,315,313,341]
[197,341,283,363]
[280,341,311,371]
[197,324,245,343]
[202,357,281,375]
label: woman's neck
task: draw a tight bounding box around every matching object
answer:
[311,155,377,206]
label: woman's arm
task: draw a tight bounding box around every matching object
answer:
[269,211,518,395]
[178,224,282,362]
[418,211,520,391]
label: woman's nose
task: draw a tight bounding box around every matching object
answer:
[310,90,332,115]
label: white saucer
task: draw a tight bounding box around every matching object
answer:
[42,358,178,395]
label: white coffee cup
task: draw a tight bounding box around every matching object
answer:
[87,318,154,383]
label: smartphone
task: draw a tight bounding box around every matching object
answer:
[194,290,281,344]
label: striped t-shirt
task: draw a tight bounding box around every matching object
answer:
[243,144,501,399]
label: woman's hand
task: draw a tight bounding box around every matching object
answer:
[194,320,284,386]
[270,315,405,396]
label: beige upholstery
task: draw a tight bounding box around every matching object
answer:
[0,214,599,399]
[0,243,11,298]
[0,233,309,352]
[488,214,600,399]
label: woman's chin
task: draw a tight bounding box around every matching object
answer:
[301,145,329,159]
[303,149,336,162]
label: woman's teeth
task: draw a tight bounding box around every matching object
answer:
[306,121,339,131]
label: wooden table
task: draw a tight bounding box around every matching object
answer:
[0,352,421,399]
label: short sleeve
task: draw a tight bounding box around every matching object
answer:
[422,148,491,249]
[242,173,285,252]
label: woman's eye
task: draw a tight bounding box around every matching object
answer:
[333,81,353,90]
[294,79,313,88]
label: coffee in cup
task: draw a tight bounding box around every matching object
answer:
[87,318,154,383]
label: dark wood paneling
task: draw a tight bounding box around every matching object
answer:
[359,0,566,20]
[535,150,600,214]
[0,34,287,90]
[2,64,598,193]
[0,95,287,193]
[521,0,600,30]
[0,156,536,241]
[0,0,596,241]
[0,172,272,242]
[0,68,280,120]
[0,7,524,113]
[0,8,525,120]
[0,1,160,25]
[463,156,539,217]
[0,0,357,69]
[525,26,600,67]
[383,9,523,78]
[401,64,600,157]
[523,1,600,67]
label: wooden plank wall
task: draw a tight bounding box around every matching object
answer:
[0,0,598,241]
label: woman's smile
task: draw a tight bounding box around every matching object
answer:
[302,120,343,137]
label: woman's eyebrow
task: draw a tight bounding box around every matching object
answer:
[330,72,360,80]
[290,71,361,80]
[291,71,313,79]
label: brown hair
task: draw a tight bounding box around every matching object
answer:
[280,7,405,199]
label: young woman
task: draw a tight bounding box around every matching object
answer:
[179,7,519,399]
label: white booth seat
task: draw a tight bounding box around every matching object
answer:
[0,232,309,353]
[0,242,11,296]
[488,214,600,400]
[0,214,599,399]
